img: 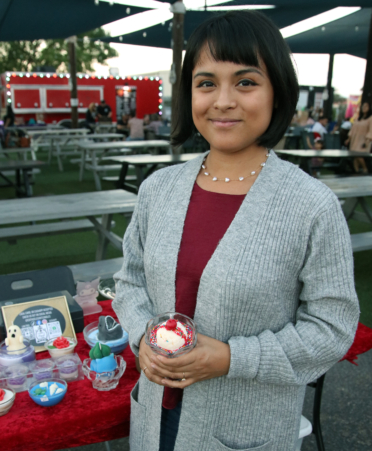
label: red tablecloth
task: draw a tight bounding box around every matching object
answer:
[341,322,372,365]
[1,300,140,451]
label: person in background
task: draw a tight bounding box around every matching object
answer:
[340,118,352,148]
[310,137,325,177]
[36,113,46,125]
[3,104,15,128]
[116,113,130,138]
[345,102,372,174]
[148,113,164,135]
[311,115,328,139]
[97,99,112,121]
[127,110,144,141]
[143,114,151,126]
[85,103,97,133]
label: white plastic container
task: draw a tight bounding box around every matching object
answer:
[295,415,313,451]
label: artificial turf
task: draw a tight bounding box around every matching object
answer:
[1,150,371,327]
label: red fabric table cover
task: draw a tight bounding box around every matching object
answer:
[341,322,372,365]
[1,300,140,451]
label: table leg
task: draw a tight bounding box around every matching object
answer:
[95,214,113,261]
[359,197,372,223]
[56,141,64,172]
[342,198,359,221]
[312,374,326,451]
[135,166,145,188]
[91,151,102,191]
[22,168,32,197]
[79,149,86,182]
[48,138,53,165]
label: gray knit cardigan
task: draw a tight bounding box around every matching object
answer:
[113,151,359,451]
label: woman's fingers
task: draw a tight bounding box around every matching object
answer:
[150,362,187,381]
[161,375,193,389]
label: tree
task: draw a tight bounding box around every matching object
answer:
[0,28,118,74]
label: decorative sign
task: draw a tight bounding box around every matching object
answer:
[1,296,76,353]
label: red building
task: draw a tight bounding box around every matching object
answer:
[1,71,163,124]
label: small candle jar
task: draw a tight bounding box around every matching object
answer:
[32,359,56,381]
[5,364,29,392]
[0,339,35,367]
[55,355,79,381]
[0,388,16,416]
[44,337,77,359]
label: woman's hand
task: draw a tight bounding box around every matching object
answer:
[142,333,231,388]
[138,335,165,385]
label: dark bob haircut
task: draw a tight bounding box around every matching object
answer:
[171,10,299,150]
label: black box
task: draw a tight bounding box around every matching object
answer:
[0,290,84,342]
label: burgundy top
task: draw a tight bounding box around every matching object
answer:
[162,183,245,409]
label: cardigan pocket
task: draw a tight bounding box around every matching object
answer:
[129,380,146,451]
[211,436,273,451]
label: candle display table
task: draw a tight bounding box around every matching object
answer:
[1,300,139,451]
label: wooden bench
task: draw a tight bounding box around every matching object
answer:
[0,218,115,244]
[351,232,372,252]
[68,257,124,281]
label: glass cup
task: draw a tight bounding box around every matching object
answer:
[145,312,197,358]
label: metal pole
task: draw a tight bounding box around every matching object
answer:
[362,13,372,105]
[170,1,186,142]
[324,53,334,119]
[67,36,78,129]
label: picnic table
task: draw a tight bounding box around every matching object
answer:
[0,190,137,260]
[0,159,46,197]
[0,147,37,161]
[109,153,202,193]
[276,149,372,175]
[28,129,89,171]
[77,140,172,190]
[321,176,372,252]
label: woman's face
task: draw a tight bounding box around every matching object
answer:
[191,48,274,155]
[361,102,370,114]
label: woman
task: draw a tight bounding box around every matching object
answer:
[346,102,372,174]
[113,11,359,451]
[3,104,15,128]
[85,103,97,133]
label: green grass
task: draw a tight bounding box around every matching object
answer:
[1,150,371,327]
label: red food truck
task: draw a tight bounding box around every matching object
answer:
[1,71,163,124]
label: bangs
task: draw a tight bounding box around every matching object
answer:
[192,16,260,70]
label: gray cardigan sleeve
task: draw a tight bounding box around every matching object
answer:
[112,181,154,357]
[227,197,360,385]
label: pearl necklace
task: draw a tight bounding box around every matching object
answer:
[201,151,270,182]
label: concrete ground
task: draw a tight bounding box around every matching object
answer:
[63,350,372,451]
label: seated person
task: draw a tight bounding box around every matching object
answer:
[310,137,325,177]
[116,113,130,137]
[84,103,97,133]
[148,113,164,135]
[97,99,112,122]
[143,114,151,126]
[312,115,329,139]
[127,111,144,141]
[3,105,15,128]
[36,113,46,125]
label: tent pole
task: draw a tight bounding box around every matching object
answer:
[324,53,334,120]
[170,1,186,149]
[67,36,79,129]
[362,13,372,105]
